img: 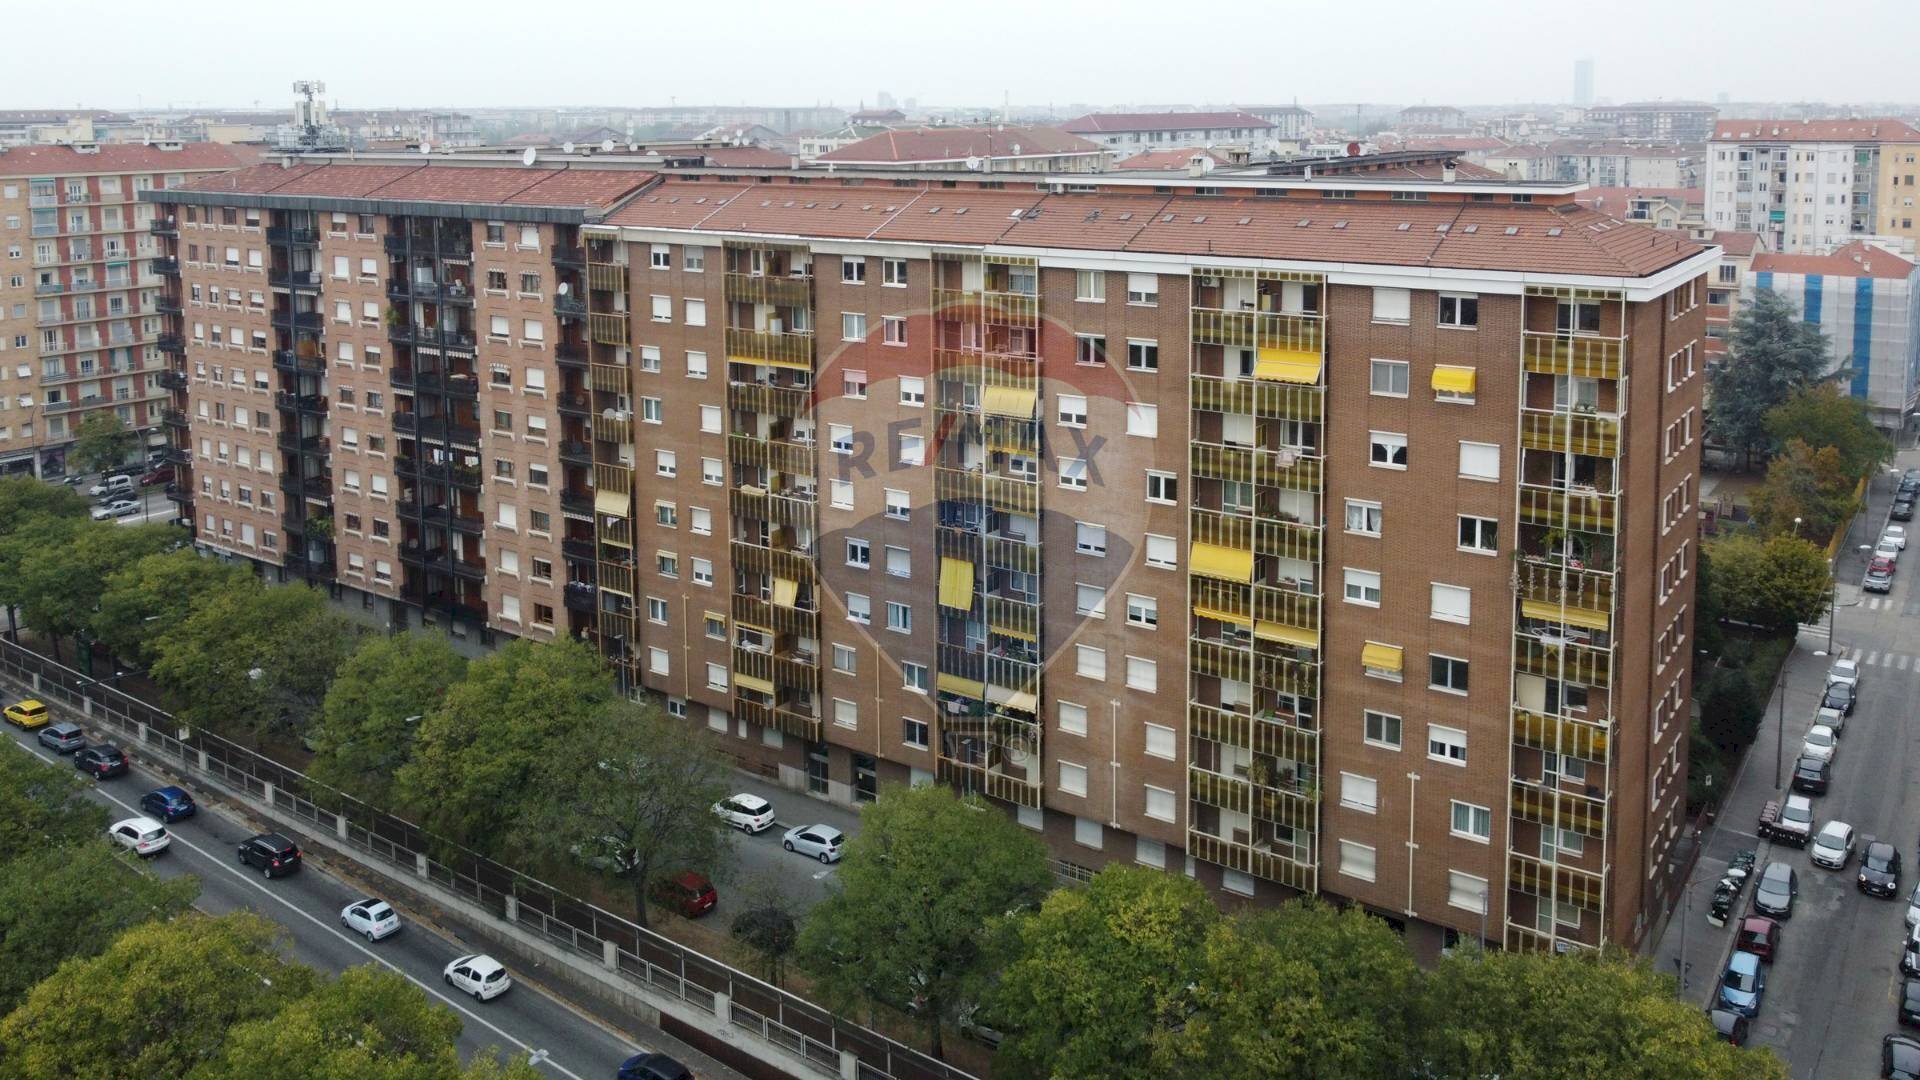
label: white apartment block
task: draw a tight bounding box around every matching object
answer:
[1706,119,1920,255]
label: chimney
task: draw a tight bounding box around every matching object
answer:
[1187,154,1207,178]
[1443,162,1457,183]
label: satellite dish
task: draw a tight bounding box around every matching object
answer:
[601,139,615,153]
[562,141,575,155]
[522,147,538,166]
[964,156,983,171]
[557,282,570,296]
[419,141,432,155]
[628,142,638,152]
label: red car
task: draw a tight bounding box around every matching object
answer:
[1872,555,1897,575]
[139,465,173,486]
[1737,915,1780,962]
[650,871,717,918]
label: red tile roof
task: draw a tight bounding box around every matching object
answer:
[1705,230,1760,256]
[701,146,791,168]
[1060,111,1273,134]
[1114,148,1233,171]
[173,161,651,209]
[1713,119,1920,143]
[815,126,1101,164]
[0,142,251,177]
[1574,186,1703,216]
[1376,136,1510,153]
[1754,241,1915,280]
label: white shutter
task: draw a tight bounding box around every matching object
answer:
[1372,287,1410,322]
[1338,840,1376,882]
[1431,583,1472,624]
[1459,441,1501,480]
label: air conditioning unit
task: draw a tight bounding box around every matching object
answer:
[1199,275,1221,287]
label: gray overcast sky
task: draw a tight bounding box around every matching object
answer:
[18,0,1920,111]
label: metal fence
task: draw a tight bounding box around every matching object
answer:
[0,637,972,1080]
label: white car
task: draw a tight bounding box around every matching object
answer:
[1828,658,1861,691]
[1877,539,1903,564]
[1802,724,1839,764]
[443,954,511,1000]
[782,824,845,863]
[87,475,132,498]
[713,793,776,834]
[1811,819,1856,869]
[340,897,402,941]
[107,816,169,857]
[90,499,140,521]
[1905,881,1920,930]
[1886,525,1909,551]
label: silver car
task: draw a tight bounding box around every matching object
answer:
[1811,820,1855,870]
[782,824,845,863]
[36,721,86,753]
[340,897,402,941]
[1754,861,1798,918]
[89,499,140,521]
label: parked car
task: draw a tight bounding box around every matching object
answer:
[1802,724,1839,764]
[237,832,302,878]
[36,721,85,753]
[1864,841,1905,897]
[616,1052,694,1080]
[959,1003,1009,1049]
[138,786,196,822]
[1823,679,1857,717]
[1903,924,1920,977]
[73,744,128,780]
[1908,881,1920,931]
[649,871,718,918]
[712,793,776,833]
[138,465,173,487]
[1865,563,1894,593]
[1718,950,1767,1017]
[1886,1033,1920,1079]
[340,897,402,941]
[1812,820,1856,869]
[89,499,140,521]
[1889,526,1911,550]
[1754,861,1798,918]
[443,954,511,1001]
[1737,916,1780,962]
[1816,695,1848,735]
[3,699,49,728]
[107,816,170,857]
[1879,539,1904,564]
[782,824,845,863]
[1903,978,1920,1028]
[87,474,134,499]
[1791,755,1831,796]
[1830,657,1862,690]
[1761,794,1816,847]
[1707,1007,1751,1046]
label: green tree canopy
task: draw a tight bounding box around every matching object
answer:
[309,630,469,807]
[0,730,111,851]
[93,548,258,668]
[395,636,611,851]
[13,521,177,658]
[1765,382,1893,478]
[797,784,1052,1060]
[1750,438,1858,541]
[1708,288,1833,466]
[1706,531,1832,632]
[0,475,91,534]
[511,697,733,928]
[69,411,139,476]
[991,865,1218,1079]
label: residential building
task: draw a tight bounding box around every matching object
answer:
[1706,119,1920,254]
[1574,188,1706,233]
[148,153,1709,960]
[1546,141,1704,189]
[1703,231,1764,361]
[1746,241,1920,429]
[1236,106,1315,141]
[1398,105,1468,132]
[1879,144,1920,252]
[1584,103,1719,144]
[814,126,1109,173]
[0,141,249,476]
[1060,112,1286,158]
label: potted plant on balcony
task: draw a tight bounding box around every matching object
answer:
[305,514,333,541]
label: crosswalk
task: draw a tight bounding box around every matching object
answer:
[1862,596,1901,612]
[1837,647,1918,670]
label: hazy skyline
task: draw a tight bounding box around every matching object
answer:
[16,0,1920,112]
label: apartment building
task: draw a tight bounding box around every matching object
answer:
[1746,241,1920,429]
[1584,103,1719,144]
[814,127,1109,173]
[151,152,1710,958]
[1060,112,1290,158]
[0,142,249,476]
[1706,119,1920,254]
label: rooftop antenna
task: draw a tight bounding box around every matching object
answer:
[291,80,326,151]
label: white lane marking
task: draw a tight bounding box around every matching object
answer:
[1866,651,1882,667]
[3,739,592,1080]
[1900,655,1912,672]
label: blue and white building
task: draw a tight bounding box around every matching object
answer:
[1747,240,1920,430]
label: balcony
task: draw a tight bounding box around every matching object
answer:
[1521,410,1620,458]
[152,257,179,276]
[553,294,587,319]
[727,380,811,419]
[558,439,592,465]
[559,489,594,517]
[1188,374,1324,423]
[155,296,182,316]
[269,269,325,292]
[387,231,473,260]
[562,538,596,563]
[148,218,178,237]
[161,446,190,466]
[554,341,588,370]
[161,408,188,429]
[157,369,188,391]
[274,391,329,415]
[164,483,190,504]
[1521,332,1623,381]
[725,326,814,368]
[266,226,319,246]
[1518,483,1617,534]
[272,350,327,375]
[156,334,185,356]
[552,244,586,269]
[394,414,479,445]
[1190,442,1322,492]
[389,324,477,353]
[391,368,480,399]
[271,309,325,333]
[555,391,591,418]
[387,278,475,306]
[564,582,596,612]
[724,272,812,308]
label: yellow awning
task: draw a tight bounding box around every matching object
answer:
[939,557,975,610]
[1521,599,1611,631]
[771,577,799,608]
[1361,642,1404,673]
[1190,542,1254,583]
[704,610,728,625]
[1256,621,1318,648]
[982,385,1037,418]
[1254,346,1321,385]
[1432,365,1477,395]
[733,673,774,696]
[938,672,985,699]
[729,354,814,372]
[990,621,1037,643]
[594,489,628,516]
[1000,690,1039,714]
[1194,604,1252,628]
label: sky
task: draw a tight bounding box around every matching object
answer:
[16,0,1920,112]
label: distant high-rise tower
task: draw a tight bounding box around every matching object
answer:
[877,90,897,109]
[1573,58,1595,107]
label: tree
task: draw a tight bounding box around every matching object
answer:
[396,637,611,852]
[1766,382,1893,479]
[0,735,110,852]
[0,474,90,533]
[1699,663,1764,757]
[68,411,139,476]
[797,785,1052,1060]
[149,581,361,742]
[1749,439,1858,541]
[309,630,469,808]
[0,912,315,1080]
[1152,902,1420,1080]
[0,842,198,1014]
[11,520,175,661]
[92,548,258,668]
[1414,948,1785,1079]
[730,882,801,987]
[1708,288,1832,468]
[510,697,733,928]
[991,865,1218,1079]
[1705,532,1832,633]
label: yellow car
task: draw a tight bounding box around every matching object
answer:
[4,700,50,729]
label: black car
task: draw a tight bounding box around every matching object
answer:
[1903,979,1920,1029]
[1706,1006,1750,1046]
[617,1053,693,1080]
[1889,1033,1920,1079]
[1863,841,1904,897]
[1897,498,1916,523]
[1791,755,1831,796]
[73,744,127,779]
[1823,680,1857,717]
[238,833,302,878]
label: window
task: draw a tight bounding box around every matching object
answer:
[1125,402,1157,438]
[1427,724,1467,764]
[650,648,671,675]
[1431,583,1471,624]
[882,316,906,346]
[1076,645,1106,681]
[833,699,858,730]
[1344,500,1382,536]
[1429,654,1469,694]
[1369,359,1409,396]
[1438,292,1479,327]
[1451,801,1492,841]
[829,479,854,509]
[1058,701,1088,735]
[684,247,705,272]
[1143,786,1176,823]
[1057,394,1087,426]
[1058,457,1088,490]
[829,424,855,454]
[1369,431,1408,469]
[641,397,664,423]
[692,558,714,586]
[903,662,929,693]
[885,545,910,578]
[1458,515,1498,553]
[650,295,671,322]
[1449,872,1489,915]
[898,376,924,406]
[655,450,677,477]
[1125,656,1157,693]
[1364,710,1402,750]
[1126,272,1158,305]
[1338,840,1376,883]
[1127,340,1159,371]
[1059,762,1088,796]
[846,538,871,568]
[903,716,929,749]
[686,351,708,378]
[882,258,907,286]
[1075,521,1107,556]
[1341,773,1378,813]
[846,593,871,624]
[683,300,705,327]
[841,257,866,284]
[1126,594,1158,628]
[1075,583,1107,618]
[706,663,728,691]
[702,458,723,485]
[700,405,722,433]
[1145,470,1178,504]
[884,489,910,520]
[898,434,924,466]
[885,601,911,633]
[1458,441,1500,481]
[1145,534,1176,569]
[1075,270,1104,301]
[640,346,661,372]
[1343,568,1381,607]
[1372,287,1410,323]
[646,597,670,624]
[841,312,866,341]
[1074,334,1107,366]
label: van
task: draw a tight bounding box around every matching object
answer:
[90,474,134,499]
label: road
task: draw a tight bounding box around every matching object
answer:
[716,771,864,912]
[1657,450,1920,1076]
[0,721,740,1080]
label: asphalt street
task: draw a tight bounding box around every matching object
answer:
[0,721,740,1080]
[715,772,863,912]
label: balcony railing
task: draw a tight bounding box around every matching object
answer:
[390,324,477,352]
[151,257,179,276]
[558,439,592,465]
[553,294,586,319]
[155,297,182,316]
[387,278,475,305]
[555,341,588,368]
[271,309,325,332]
[551,244,586,269]
[724,326,814,368]
[148,218,178,237]
[156,335,185,355]
[161,407,188,428]
[157,370,188,391]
